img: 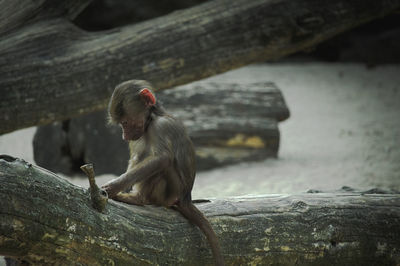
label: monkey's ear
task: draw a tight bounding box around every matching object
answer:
[139,88,156,107]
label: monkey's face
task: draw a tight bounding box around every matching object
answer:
[119,114,146,141]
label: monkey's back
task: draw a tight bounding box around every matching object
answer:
[158,115,196,193]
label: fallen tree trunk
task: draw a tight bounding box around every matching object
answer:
[32,82,289,174]
[1,0,400,134]
[1,156,399,265]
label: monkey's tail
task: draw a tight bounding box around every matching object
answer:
[175,199,224,266]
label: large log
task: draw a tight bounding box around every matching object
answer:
[1,0,400,134]
[33,82,289,174]
[1,156,399,265]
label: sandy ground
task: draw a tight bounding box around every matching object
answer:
[1,62,399,200]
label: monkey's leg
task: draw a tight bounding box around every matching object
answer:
[112,192,147,206]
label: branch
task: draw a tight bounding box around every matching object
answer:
[1,0,400,134]
[1,156,399,265]
[80,163,108,213]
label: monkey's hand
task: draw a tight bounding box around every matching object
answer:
[102,175,127,198]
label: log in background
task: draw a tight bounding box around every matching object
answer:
[33,82,289,175]
[1,0,400,133]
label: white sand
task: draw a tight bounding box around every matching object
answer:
[193,63,400,198]
[1,62,399,200]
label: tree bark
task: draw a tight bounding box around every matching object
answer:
[1,156,399,265]
[1,0,400,134]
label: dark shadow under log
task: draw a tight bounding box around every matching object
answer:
[1,156,399,265]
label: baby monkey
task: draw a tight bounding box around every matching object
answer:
[102,80,224,266]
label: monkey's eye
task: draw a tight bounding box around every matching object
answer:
[121,121,128,127]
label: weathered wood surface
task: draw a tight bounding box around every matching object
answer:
[1,0,400,134]
[33,82,289,175]
[1,156,399,265]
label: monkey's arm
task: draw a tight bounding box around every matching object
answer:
[102,154,170,197]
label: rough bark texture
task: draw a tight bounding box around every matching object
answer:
[1,0,400,134]
[33,82,289,175]
[1,156,400,265]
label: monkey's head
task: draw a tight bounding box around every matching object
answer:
[108,80,156,141]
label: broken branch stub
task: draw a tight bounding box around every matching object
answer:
[80,163,108,212]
